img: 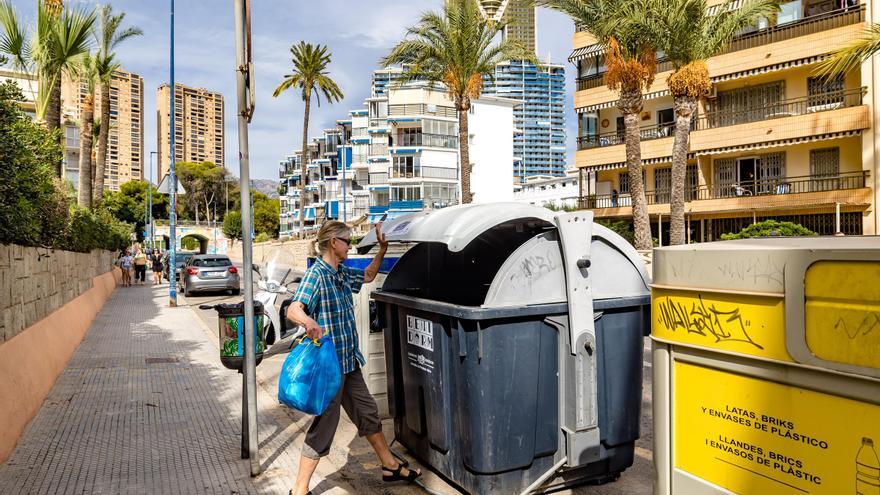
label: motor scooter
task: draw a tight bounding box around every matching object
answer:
[252,257,303,346]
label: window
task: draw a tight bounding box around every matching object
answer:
[578,112,598,139]
[391,185,421,201]
[577,55,606,78]
[657,108,675,137]
[392,155,420,178]
[810,148,840,191]
[807,74,845,109]
[616,116,625,140]
[712,81,785,126]
[654,167,672,203]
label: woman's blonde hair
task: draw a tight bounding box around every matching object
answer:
[310,221,351,256]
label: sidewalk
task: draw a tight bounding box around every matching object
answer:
[0,281,431,495]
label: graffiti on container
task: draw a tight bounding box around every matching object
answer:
[657,295,764,349]
[833,313,880,340]
[508,252,557,288]
[716,256,784,287]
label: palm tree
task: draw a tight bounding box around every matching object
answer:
[540,0,656,250]
[92,4,142,205]
[273,41,344,238]
[76,54,97,208]
[382,0,533,204]
[646,0,780,245]
[0,0,96,176]
[815,23,880,77]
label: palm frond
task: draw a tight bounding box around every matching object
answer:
[0,0,30,72]
[815,23,880,77]
[273,40,344,105]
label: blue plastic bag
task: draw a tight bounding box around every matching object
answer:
[278,336,342,416]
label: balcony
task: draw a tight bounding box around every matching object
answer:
[575,6,866,93]
[369,143,388,156]
[395,133,458,149]
[388,103,457,119]
[578,171,870,215]
[390,166,459,181]
[577,88,866,151]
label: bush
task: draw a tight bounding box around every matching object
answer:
[254,232,271,243]
[597,219,636,245]
[223,211,243,241]
[63,207,131,253]
[720,220,817,240]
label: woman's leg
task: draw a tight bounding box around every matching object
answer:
[341,368,419,478]
[293,382,346,495]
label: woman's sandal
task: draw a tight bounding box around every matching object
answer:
[382,462,421,482]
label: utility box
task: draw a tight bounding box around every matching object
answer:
[652,237,880,495]
[358,203,651,494]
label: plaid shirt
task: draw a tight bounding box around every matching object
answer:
[292,257,366,374]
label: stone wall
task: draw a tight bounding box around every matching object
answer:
[0,245,116,342]
[226,239,313,272]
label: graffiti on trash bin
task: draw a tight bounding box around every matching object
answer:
[657,295,764,349]
[833,313,880,340]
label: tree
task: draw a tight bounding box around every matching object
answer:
[76,54,96,208]
[253,196,280,238]
[91,4,142,204]
[0,0,97,176]
[0,80,66,246]
[273,41,343,239]
[175,161,226,224]
[540,0,656,250]
[646,0,780,245]
[222,210,243,243]
[383,0,532,205]
[101,179,168,225]
[815,23,880,78]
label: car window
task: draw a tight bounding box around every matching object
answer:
[193,258,232,267]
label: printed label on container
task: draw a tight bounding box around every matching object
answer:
[674,361,880,495]
[406,315,434,352]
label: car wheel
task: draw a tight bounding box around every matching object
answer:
[231,288,240,296]
[183,282,191,297]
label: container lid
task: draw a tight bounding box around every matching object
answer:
[357,202,557,253]
[653,236,880,294]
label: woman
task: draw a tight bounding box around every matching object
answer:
[286,221,420,495]
[133,248,148,285]
[120,250,133,287]
[151,250,164,285]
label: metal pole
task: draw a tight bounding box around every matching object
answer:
[836,202,841,233]
[233,0,259,475]
[168,0,178,307]
[342,144,347,223]
[149,151,156,250]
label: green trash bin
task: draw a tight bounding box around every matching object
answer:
[206,301,265,371]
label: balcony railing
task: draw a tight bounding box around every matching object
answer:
[396,133,458,148]
[368,172,389,185]
[575,6,865,93]
[390,166,459,180]
[389,103,457,119]
[577,171,868,209]
[576,88,865,150]
[369,143,388,156]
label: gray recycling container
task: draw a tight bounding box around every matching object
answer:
[358,203,651,494]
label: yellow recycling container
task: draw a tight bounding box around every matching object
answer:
[651,237,880,495]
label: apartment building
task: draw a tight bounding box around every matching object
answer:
[157,83,224,178]
[0,69,38,118]
[572,0,877,240]
[60,68,145,191]
[483,60,567,181]
[477,0,537,55]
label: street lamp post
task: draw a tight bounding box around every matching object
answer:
[168,0,178,307]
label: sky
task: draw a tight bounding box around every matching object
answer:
[11,0,577,181]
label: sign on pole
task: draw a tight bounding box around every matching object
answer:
[157,173,187,194]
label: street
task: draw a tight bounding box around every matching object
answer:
[181,281,655,495]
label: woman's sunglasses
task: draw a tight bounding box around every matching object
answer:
[335,236,351,246]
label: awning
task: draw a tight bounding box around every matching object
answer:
[712,55,825,83]
[576,88,671,113]
[583,153,696,172]
[568,44,604,63]
[694,130,862,156]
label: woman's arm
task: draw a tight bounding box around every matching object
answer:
[363,223,389,284]
[287,301,322,340]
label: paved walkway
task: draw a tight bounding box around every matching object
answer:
[0,281,430,495]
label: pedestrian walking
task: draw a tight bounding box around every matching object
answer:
[133,248,148,285]
[120,250,133,287]
[285,221,420,495]
[152,250,164,285]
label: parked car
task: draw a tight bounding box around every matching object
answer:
[164,251,197,281]
[179,254,240,296]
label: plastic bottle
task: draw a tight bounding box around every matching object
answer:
[857,437,880,495]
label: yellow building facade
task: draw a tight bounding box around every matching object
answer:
[571,0,878,240]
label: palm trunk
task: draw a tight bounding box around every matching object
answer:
[77,92,94,208]
[46,81,63,177]
[619,88,652,251]
[299,94,310,240]
[669,95,697,246]
[93,81,110,204]
[458,102,472,204]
